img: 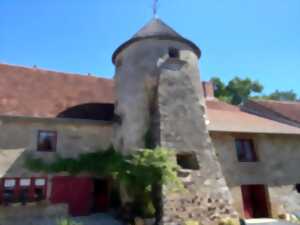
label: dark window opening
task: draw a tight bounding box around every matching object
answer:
[57,103,115,121]
[3,189,14,205]
[34,188,44,201]
[168,47,179,58]
[113,113,122,125]
[19,188,29,205]
[34,178,47,201]
[37,131,57,152]
[235,139,258,162]
[177,153,199,170]
[295,184,300,193]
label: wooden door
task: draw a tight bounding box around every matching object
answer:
[241,185,270,219]
[51,176,93,216]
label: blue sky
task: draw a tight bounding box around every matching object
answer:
[1,0,299,96]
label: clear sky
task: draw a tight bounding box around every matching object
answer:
[1,0,299,96]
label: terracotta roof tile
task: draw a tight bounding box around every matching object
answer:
[1,63,300,135]
[243,100,300,125]
[206,99,300,135]
[0,63,114,118]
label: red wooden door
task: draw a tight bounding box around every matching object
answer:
[241,185,254,218]
[51,177,93,216]
[241,185,270,219]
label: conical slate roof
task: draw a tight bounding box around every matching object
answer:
[133,18,182,39]
[112,18,201,63]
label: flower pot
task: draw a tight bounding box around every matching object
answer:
[144,217,156,225]
[134,217,144,225]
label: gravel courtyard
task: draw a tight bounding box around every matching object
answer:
[0,213,123,225]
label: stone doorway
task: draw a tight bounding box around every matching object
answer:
[241,185,270,218]
[92,178,110,213]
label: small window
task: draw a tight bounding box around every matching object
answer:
[37,130,57,152]
[33,178,47,201]
[0,177,47,206]
[235,139,258,162]
[295,184,300,193]
[19,178,31,205]
[177,153,199,170]
[3,179,16,205]
[168,47,179,58]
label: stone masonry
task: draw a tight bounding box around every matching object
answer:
[158,58,238,225]
[112,18,238,225]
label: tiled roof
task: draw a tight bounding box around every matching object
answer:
[1,63,300,135]
[243,100,300,125]
[0,63,114,118]
[206,99,300,135]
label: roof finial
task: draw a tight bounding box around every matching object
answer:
[152,0,159,18]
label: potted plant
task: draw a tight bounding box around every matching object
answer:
[142,198,156,225]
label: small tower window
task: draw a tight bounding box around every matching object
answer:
[177,153,199,170]
[168,47,179,58]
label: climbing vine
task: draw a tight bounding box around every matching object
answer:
[25,147,182,193]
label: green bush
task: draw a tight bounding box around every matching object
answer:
[56,218,82,225]
[26,147,182,218]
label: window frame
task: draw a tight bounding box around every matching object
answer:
[37,130,57,152]
[0,177,48,205]
[235,138,258,162]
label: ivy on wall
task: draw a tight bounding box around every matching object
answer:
[25,147,182,193]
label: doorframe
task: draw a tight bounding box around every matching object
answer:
[241,184,272,219]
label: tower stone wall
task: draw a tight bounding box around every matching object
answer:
[113,40,200,154]
[112,18,238,225]
[157,52,238,224]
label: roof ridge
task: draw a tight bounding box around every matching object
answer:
[251,99,300,105]
[0,63,113,82]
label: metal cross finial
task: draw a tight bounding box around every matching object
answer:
[153,0,159,18]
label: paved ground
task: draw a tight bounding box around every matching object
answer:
[73,213,123,225]
[0,213,123,225]
[245,218,297,225]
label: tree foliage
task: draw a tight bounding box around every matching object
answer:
[264,90,297,101]
[211,76,263,105]
[211,76,298,105]
[26,147,182,217]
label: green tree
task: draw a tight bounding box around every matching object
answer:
[267,90,297,101]
[211,76,263,105]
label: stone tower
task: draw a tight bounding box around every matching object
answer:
[112,18,238,225]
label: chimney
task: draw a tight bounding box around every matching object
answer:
[202,81,215,99]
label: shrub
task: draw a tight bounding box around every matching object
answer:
[56,218,82,225]
[184,220,200,225]
[219,218,240,225]
[26,147,183,218]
